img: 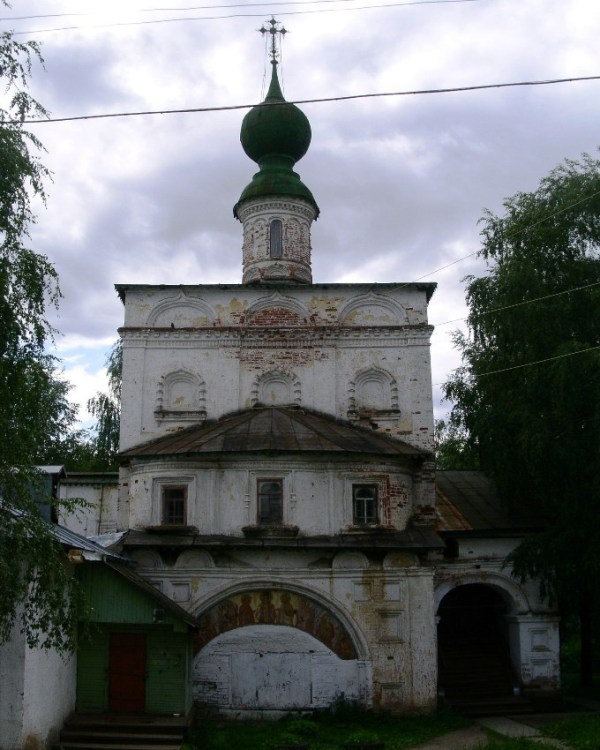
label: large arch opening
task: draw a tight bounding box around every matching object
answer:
[437,584,515,704]
[193,625,368,714]
[192,587,370,714]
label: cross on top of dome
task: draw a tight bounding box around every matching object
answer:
[259,17,287,66]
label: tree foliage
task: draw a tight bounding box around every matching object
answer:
[443,153,600,683]
[0,16,83,651]
[87,339,122,468]
[434,419,480,470]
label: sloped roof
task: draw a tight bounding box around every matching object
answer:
[5,505,123,560]
[6,506,196,626]
[120,405,426,460]
[435,470,539,533]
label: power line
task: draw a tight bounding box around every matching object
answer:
[18,75,600,125]
[424,184,600,323]
[433,343,600,386]
[433,280,600,328]
[4,0,484,35]
[475,343,600,379]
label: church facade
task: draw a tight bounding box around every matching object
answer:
[113,50,441,710]
[65,31,559,717]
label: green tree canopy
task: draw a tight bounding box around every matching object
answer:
[434,418,480,470]
[0,17,84,651]
[443,153,600,684]
[87,339,122,469]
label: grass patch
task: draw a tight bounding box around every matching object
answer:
[561,673,600,702]
[543,713,600,749]
[185,707,469,750]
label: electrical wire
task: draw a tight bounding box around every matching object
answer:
[17,75,600,125]
[431,342,600,387]
[433,280,600,328]
[467,343,600,379]
[3,0,485,35]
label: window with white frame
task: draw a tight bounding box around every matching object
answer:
[257,478,283,525]
[352,484,378,525]
[161,485,187,526]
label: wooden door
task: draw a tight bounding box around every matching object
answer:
[109,632,147,713]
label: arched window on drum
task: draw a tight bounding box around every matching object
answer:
[269,219,283,258]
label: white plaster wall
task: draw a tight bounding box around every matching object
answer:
[456,537,521,560]
[59,481,120,536]
[194,625,367,712]
[21,645,76,749]
[507,614,560,691]
[125,458,414,535]
[0,613,76,750]
[117,284,434,454]
[134,561,437,711]
[0,620,25,750]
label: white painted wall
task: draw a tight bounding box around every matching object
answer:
[58,479,120,536]
[194,625,368,714]
[130,556,438,712]
[0,612,76,750]
[117,283,435,454]
[124,457,415,535]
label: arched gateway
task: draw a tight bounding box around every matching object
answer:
[437,584,515,703]
[193,587,370,713]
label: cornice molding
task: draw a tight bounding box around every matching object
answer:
[120,326,434,348]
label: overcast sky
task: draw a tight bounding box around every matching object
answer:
[4,0,600,428]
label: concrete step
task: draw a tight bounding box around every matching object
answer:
[55,744,182,750]
[54,714,187,750]
[60,729,181,747]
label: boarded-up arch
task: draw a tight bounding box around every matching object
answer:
[193,588,358,660]
[194,625,370,712]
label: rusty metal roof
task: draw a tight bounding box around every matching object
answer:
[120,406,426,460]
[435,471,539,533]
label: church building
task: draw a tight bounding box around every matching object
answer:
[66,21,560,718]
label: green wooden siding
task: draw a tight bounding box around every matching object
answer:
[146,630,191,713]
[76,565,193,715]
[77,625,192,714]
[77,629,108,712]
[79,565,187,632]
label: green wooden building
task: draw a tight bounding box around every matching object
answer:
[77,561,196,716]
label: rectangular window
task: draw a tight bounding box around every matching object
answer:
[162,486,187,525]
[257,478,283,525]
[353,484,378,525]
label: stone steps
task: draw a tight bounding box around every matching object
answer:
[53,714,187,750]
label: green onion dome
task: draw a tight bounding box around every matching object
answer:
[234,62,319,218]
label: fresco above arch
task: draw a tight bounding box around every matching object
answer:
[195,588,357,660]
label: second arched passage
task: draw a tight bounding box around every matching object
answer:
[437,584,516,702]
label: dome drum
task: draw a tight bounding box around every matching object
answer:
[239,197,315,284]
